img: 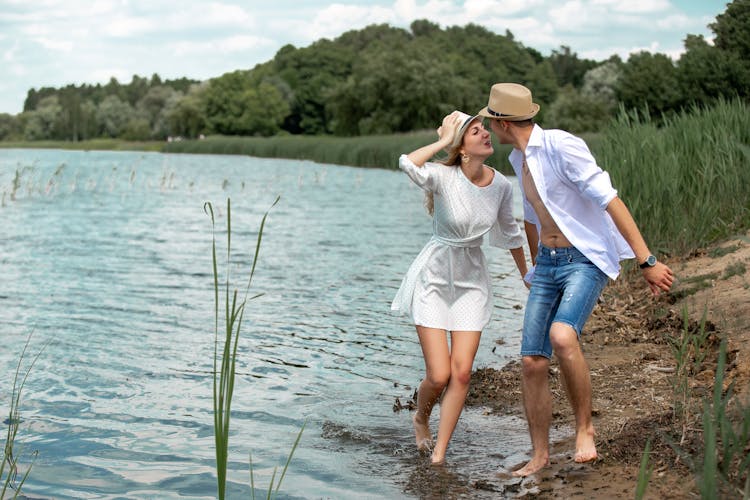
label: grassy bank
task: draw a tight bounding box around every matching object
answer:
[162,132,519,173]
[0,138,164,152]
[596,98,750,257]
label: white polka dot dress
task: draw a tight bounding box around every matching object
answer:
[391,155,525,331]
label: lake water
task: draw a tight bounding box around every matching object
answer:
[0,149,543,499]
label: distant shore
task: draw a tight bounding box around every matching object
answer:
[0,135,527,174]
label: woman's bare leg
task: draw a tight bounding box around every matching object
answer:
[430,330,481,464]
[414,326,450,452]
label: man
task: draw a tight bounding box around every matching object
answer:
[478,83,674,477]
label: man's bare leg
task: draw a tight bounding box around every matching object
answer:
[550,322,597,463]
[414,326,450,452]
[512,355,552,476]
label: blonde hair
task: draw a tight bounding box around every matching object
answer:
[424,143,463,216]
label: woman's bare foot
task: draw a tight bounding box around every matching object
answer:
[413,413,432,452]
[574,426,597,463]
[511,455,550,477]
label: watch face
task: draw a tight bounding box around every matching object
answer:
[640,255,657,268]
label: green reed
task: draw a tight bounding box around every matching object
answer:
[701,339,750,498]
[2,332,47,499]
[205,197,303,499]
[164,132,517,173]
[593,98,750,257]
[635,439,653,500]
[668,307,712,428]
[665,328,750,498]
[0,139,163,152]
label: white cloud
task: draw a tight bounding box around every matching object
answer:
[464,0,540,18]
[35,37,74,52]
[548,1,597,30]
[601,0,671,14]
[105,16,156,38]
[289,3,396,41]
[164,2,256,31]
[89,67,132,84]
[170,35,275,56]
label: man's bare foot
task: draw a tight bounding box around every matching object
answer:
[574,426,597,463]
[413,413,432,452]
[511,456,550,477]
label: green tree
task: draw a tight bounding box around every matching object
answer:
[22,87,57,112]
[124,75,151,106]
[524,59,559,122]
[582,60,622,112]
[22,95,62,139]
[677,34,750,103]
[548,46,598,87]
[545,85,612,133]
[166,83,208,138]
[137,85,180,138]
[273,36,360,134]
[78,100,99,140]
[617,51,682,116]
[328,42,474,135]
[103,77,127,104]
[710,0,750,60]
[96,95,135,137]
[121,117,151,140]
[0,113,21,140]
[203,71,289,136]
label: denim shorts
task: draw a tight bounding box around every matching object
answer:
[521,245,609,358]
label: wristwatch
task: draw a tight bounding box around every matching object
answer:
[639,255,657,269]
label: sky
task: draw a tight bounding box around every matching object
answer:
[0,0,730,115]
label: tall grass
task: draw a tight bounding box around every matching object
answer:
[668,307,712,427]
[0,138,163,152]
[699,339,750,498]
[205,197,303,499]
[663,316,750,498]
[635,439,653,500]
[593,98,750,257]
[2,332,47,499]
[164,132,518,173]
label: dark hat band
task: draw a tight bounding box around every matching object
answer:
[487,106,517,118]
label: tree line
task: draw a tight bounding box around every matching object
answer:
[0,0,747,142]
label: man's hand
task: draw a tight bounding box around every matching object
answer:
[642,262,674,296]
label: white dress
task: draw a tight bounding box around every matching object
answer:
[391,154,525,331]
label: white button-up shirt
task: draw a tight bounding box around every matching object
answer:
[509,125,634,279]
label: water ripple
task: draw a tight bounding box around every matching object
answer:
[0,149,527,499]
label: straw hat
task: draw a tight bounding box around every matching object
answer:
[449,111,481,149]
[478,83,540,121]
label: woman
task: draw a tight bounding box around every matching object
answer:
[392,111,528,464]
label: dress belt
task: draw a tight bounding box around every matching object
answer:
[432,234,483,248]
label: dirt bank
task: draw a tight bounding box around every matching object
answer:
[464,231,750,498]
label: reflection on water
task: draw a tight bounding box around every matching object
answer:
[0,149,532,498]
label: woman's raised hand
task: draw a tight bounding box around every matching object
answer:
[436,111,464,145]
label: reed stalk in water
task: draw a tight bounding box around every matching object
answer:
[205,196,303,499]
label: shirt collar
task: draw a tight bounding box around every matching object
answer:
[526,124,544,149]
[509,124,544,165]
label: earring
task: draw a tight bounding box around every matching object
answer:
[461,153,470,163]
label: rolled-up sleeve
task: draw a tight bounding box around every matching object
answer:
[559,136,617,209]
[489,177,526,249]
[399,154,441,192]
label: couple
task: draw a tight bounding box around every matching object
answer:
[391,83,674,475]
